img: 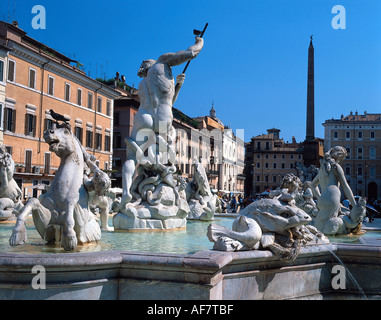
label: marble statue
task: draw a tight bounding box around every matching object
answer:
[310,146,366,235]
[84,157,114,231]
[185,157,218,220]
[269,173,318,218]
[9,122,102,251]
[207,197,328,261]
[113,36,204,230]
[0,146,23,221]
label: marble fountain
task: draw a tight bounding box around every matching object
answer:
[0,36,380,300]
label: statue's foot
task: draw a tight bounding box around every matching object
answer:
[62,228,78,251]
[118,193,132,212]
[9,223,27,246]
[101,225,114,231]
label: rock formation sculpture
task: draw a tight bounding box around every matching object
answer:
[113,36,204,230]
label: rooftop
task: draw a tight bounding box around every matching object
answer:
[324,111,381,124]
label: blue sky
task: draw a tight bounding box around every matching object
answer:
[1,0,380,143]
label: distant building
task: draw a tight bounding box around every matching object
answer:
[323,111,381,201]
[244,128,303,195]
[0,21,119,199]
[193,104,245,195]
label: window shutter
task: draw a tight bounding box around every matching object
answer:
[25,113,28,135]
[3,108,8,130]
[8,61,15,82]
[11,109,16,132]
[32,115,37,136]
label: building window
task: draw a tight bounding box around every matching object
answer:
[281,163,285,169]
[346,131,350,139]
[77,88,82,106]
[44,152,51,175]
[333,131,338,139]
[25,150,32,173]
[370,167,376,178]
[65,83,71,102]
[105,135,111,152]
[7,59,15,82]
[114,112,120,126]
[256,175,260,182]
[357,166,363,176]
[4,107,16,132]
[0,60,4,82]
[273,163,277,169]
[88,92,93,109]
[25,114,37,136]
[369,147,376,159]
[256,142,261,150]
[358,131,363,140]
[48,75,55,96]
[86,130,93,148]
[256,162,260,168]
[29,68,36,89]
[345,147,351,159]
[95,133,102,150]
[370,131,375,140]
[75,127,83,144]
[106,100,111,116]
[357,147,363,159]
[265,142,270,150]
[97,97,102,113]
[345,166,350,176]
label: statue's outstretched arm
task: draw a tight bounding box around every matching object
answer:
[157,37,204,67]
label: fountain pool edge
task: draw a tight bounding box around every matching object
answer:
[0,242,380,300]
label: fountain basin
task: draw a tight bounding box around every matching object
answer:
[0,217,380,300]
[0,242,381,299]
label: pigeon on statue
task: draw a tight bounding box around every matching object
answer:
[50,109,70,124]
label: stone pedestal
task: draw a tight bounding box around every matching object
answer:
[114,185,189,231]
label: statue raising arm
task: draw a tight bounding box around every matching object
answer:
[157,37,204,67]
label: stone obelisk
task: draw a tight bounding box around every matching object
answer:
[303,36,320,167]
[306,35,315,141]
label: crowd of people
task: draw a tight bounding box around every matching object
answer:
[218,194,260,213]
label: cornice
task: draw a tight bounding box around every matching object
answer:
[9,42,119,99]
